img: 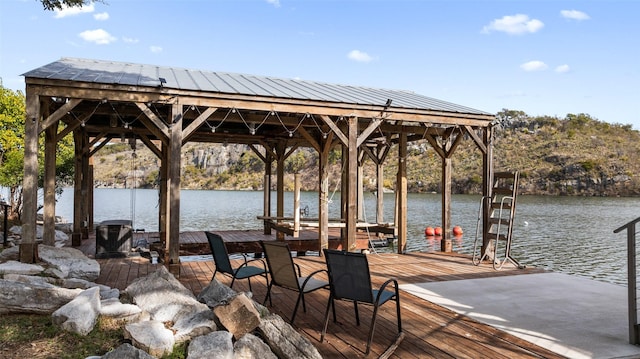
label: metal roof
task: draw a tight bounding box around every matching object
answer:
[23,57,492,116]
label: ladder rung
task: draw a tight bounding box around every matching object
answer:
[490,202,513,209]
[494,172,516,178]
[487,233,508,241]
[493,188,514,195]
[489,218,510,225]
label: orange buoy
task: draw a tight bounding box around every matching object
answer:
[425,226,435,236]
[434,226,443,236]
[453,226,464,236]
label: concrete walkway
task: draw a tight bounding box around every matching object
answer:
[400,272,640,359]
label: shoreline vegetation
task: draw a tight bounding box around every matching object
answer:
[92,110,640,197]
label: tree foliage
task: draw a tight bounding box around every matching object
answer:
[0,86,75,219]
[39,0,96,11]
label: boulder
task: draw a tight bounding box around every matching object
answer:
[0,279,81,314]
[258,314,323,359]
[234,333,278,359]
[125,266,199,322]
[52,286,101,335]
[101,343,156,359]
[0,260,44,276]
[213,293,261,339]
[100,298,142,321]
[2,273,56,287]
[38,245,100,281]
[171,305,217,343]
[124,320,175,358]
[197,278,237,307]
[0,246,19,261]
[187,331,234,359]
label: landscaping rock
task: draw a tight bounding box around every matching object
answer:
[101,343,156,359]
[124,320,175,358]
[52,286,101,335]
[100,298,142,321]
[38,245,100,281]
[196,278,237,307]
[0,260,44,275]
[0,245,19,261]
[0,279,81,314]
[187,331,234,359]
[172,305,217,343]
[258,314,323,359]
[125,266,196,322]
[213,293,261,339]
[3,273,56,287]
[234,333,278,359]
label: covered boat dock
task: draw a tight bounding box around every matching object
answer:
[20,57,497,271]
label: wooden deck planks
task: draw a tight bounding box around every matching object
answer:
[81,232,564,359]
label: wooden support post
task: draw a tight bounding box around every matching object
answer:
[441,156,453,252]
[81,136,90,239]
[293,174,301,237]
[345,116,358,252]
[276,143,286,241]
[88,156,94,232]
[376,160,385,225]
[318,138,331,251]
[72,131,84,247]
[263,174,271,234]
[482,126,494,255]
[20,90,40,263]
[167,104,183,276]
[397,131,407,254]
[43,120,57,246]
[358,161,364,221]
[160,144,169,260]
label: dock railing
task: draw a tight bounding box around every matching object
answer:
[614,217,640,345]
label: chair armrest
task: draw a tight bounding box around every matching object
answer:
[300,269,329,289]
[238,258,268,272]
[375,277,400,303]
[293,262,302,276]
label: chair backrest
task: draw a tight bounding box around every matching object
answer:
[323,249,374,303]
[205,231,234,275]
[261,241,299,290]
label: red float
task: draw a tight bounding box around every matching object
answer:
[453,226,464,236]
[424,226,435,236]
[434,226,443,236]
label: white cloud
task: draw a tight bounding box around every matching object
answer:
[347,50,373,63]
[78,29,116,45]
[54,3,95,18]
[520,60,548,72]
[266,0,280,7]
[123,37,139,44]
[561,10,590,21]
[482,14,544,35]
[94,12,109,21]
[150,46,163,53]
[556,64,571,73]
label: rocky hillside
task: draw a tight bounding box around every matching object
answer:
[92,111,640,196]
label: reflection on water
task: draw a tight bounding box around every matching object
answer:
[52,188,639,285]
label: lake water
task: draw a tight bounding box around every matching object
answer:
[51,188,639,286]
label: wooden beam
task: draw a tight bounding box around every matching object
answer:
[89,135,113,157]
[137,133,162,159]
[43,109,57,246]
[135,102,170,139]
[320,115,348,145]
[297,126,320,152]
[356,117,383,147]
[464,125,487,154]
[182,107,217,144]
[345,116,358,251]
[40,98,82,133]
[167,104,183,273]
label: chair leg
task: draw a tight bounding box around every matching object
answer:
[263,282,273,306]
[291,292,304,324]
[366,304,381,355]
[395,293,402,333]
[230,277,236,290]
[353,301,360,326]
[321,295,334,342]
[247,277,252,292]
[211,269,218,282]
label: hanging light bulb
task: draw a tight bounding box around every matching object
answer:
[80,121,85,127]
[231,108,236,113]
[289,131,293,137]
[211,127,216,133]
[123,122,129,129]
[323,132,328,139]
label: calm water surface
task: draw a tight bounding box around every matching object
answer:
[52,188,639,286]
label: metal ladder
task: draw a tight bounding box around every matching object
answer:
[472,171,523,269]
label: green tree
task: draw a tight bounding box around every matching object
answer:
[0,86,75,219]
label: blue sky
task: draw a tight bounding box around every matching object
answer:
[1,0,638,128]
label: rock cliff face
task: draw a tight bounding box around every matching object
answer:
[90,113,640,197]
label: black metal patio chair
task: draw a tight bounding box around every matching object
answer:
[321,249,404,356]
[260,241,330,324]
[205,231,268,296]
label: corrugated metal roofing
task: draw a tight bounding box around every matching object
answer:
[23,57,492,116]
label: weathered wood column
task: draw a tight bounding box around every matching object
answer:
[441,155,453,252]
[20,89,40,263]
[72,130,86,246]
[275,142,286,241]
[345,116,358,251]
[397,131,408,253]
[43,120,57,246]
[167,104,183,274]
[482,126,494,255]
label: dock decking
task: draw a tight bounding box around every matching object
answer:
[85,232,560,358]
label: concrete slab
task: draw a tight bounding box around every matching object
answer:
[400,272,640,359]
